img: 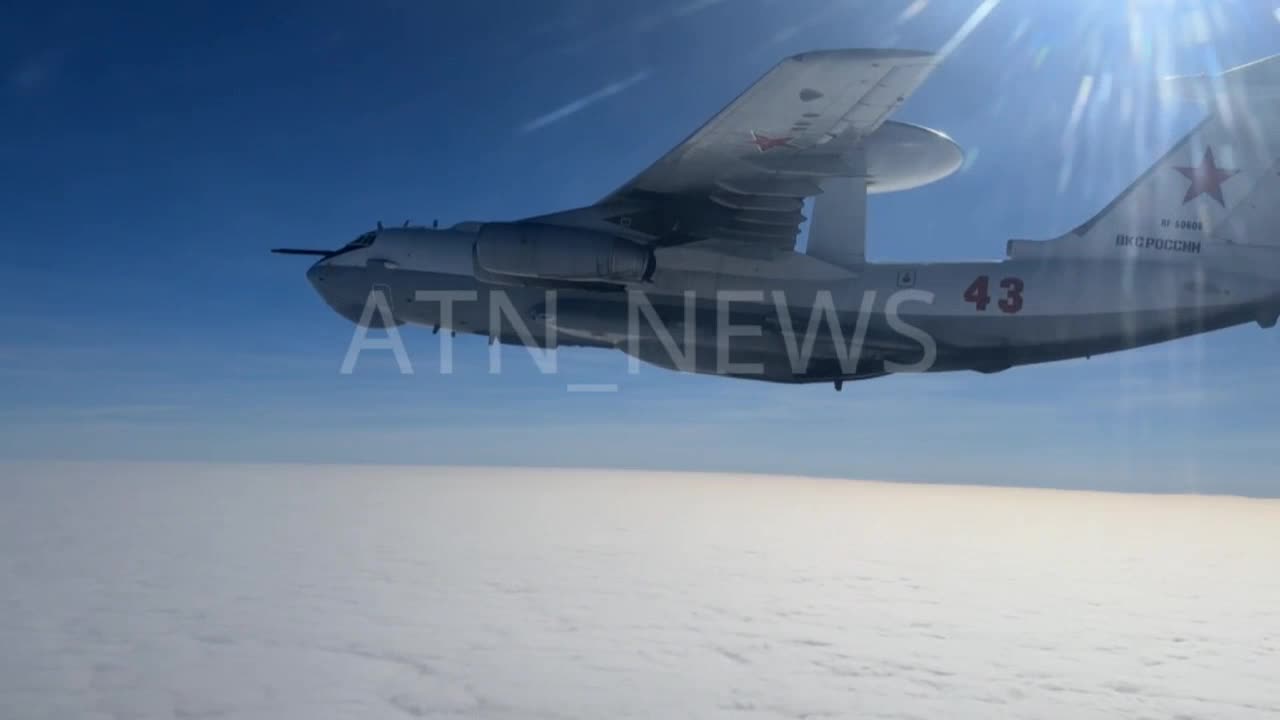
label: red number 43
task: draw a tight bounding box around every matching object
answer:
[964,275,1024,314]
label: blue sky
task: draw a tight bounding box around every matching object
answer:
[2,0,1279,495]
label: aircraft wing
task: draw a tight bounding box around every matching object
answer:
[526,48,940,254]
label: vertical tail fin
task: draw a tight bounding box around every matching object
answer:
[1018,54,1280,259]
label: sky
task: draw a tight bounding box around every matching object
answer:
[2,0,1280,495]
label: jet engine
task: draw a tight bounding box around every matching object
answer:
[474,223,655,285]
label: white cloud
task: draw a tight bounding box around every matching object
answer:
[519,70,651,134]
[2,463,1278,719]
[634,0,728,32]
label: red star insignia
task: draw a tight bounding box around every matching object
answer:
[1173,147,1238,206]
[749,130,793,152]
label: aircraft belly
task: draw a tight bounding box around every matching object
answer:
[909,304,1256,367]
[862,259,1276,359]
[309,259,1275,382]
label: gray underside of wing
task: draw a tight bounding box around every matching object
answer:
[524,49,950,261]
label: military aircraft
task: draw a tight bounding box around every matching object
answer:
[276,49,1280,389]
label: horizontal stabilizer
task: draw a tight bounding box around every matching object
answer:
[1163,53,1280,105]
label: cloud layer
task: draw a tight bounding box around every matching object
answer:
[2,463,1278,718]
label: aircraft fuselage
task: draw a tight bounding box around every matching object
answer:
[304,226,1280,384]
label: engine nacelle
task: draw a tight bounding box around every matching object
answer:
[474,223,654,284]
